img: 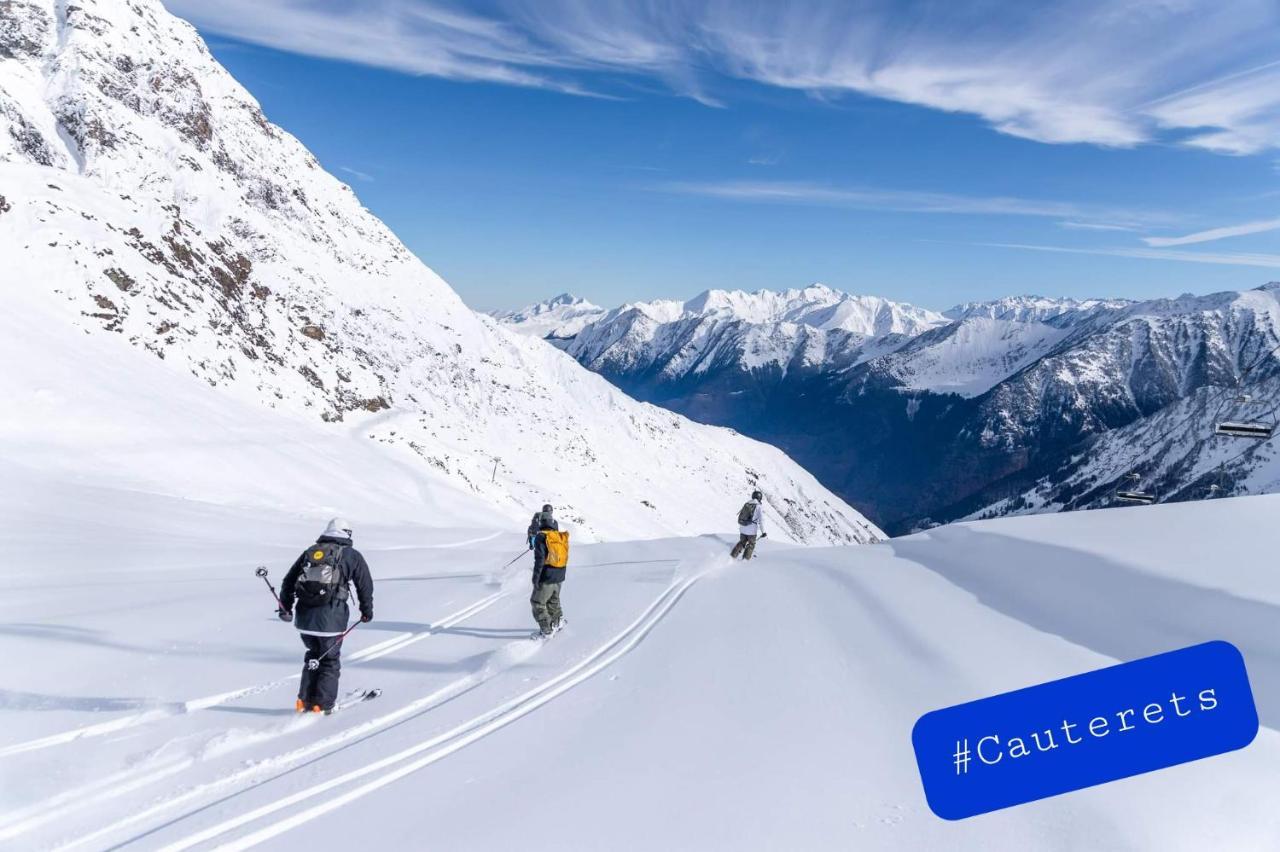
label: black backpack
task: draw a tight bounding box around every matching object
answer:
[296,542,347,607]
[737,501,757,526]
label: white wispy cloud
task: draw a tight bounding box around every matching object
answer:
[1143,217,1280,247]
[657,179,1171,227]
[1058,221,1140,233]
[979,241,1280,269]
[339,166,375,182]
[162,0,1280,154]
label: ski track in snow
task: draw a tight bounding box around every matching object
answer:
[9,553,717,851]
[156,555,722,852]
[0,590,515,843]
[0,589,510,762]
[376,531,504,551]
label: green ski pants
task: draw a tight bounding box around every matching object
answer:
[531,581,563,631]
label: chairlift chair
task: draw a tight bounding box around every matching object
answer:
[1214,381,1274,439]
[1214,421,1275,440]
[1114,473,1155,504]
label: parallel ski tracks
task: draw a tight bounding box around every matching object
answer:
[0,590,511,845]
[0,590,508,761]
[163,561,713,852]
[30,554,715,851]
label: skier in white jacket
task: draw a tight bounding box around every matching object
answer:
[730,490,766,560]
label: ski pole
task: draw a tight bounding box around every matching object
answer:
[255,566,284,608]
[499,547,531,570]
[307,620,362,671]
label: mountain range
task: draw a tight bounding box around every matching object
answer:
[496,285,1280,533]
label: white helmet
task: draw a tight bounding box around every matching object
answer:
[322,517,354,539]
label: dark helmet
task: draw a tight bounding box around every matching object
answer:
[751,490,763,501]
[542,504,553,513]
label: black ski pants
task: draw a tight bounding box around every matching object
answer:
[299,633,342,710]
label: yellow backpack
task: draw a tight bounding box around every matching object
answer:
[543,530,569,569]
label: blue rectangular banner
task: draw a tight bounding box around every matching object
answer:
[912,641,1258,820]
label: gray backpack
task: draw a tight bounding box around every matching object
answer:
[737,501,757,526]
[296,542,347,607]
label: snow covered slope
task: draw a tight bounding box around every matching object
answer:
[0,0,880,545]
[869,317,1070,398]
[3,476,1278,850]
[982,371,1280,519]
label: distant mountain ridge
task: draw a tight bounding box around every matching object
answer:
[497,284,1280,533]
[943,295,1135,322]
[488,293,605,342]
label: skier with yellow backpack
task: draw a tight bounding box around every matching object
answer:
[529,506,569,639]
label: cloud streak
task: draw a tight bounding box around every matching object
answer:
[979,241,1280,270]
[1058,221,1140,233]
[656,179,1172,228]
[1143,217,1280,247]
[339,166,375,182]
[163,0,1280,154]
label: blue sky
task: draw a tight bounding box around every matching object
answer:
[165,1,1280,312]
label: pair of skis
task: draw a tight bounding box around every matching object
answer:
[322,687,382,714]
[531,618,567,641]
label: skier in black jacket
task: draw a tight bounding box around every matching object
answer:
[526,503,557,547]
[530,514,568,638]
[278,518,374,713]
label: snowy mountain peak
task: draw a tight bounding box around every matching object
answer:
[488,293,606,340]
[549,292,590,306]
[682,283,836,318]
[494,292,601,317]
[673,284,943,337]
[493,284,948,383]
